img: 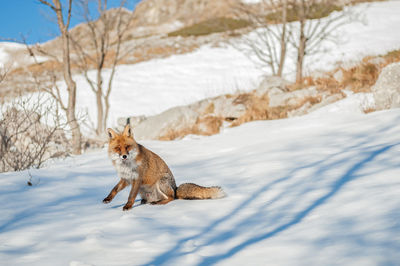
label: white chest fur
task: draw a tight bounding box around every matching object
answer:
[115,162,139,182]
[110,150,139,183]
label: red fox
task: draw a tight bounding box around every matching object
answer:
[103,124,225,211]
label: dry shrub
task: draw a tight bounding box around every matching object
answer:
[202,102,215,115]
[158,128,193,141]
[159,115,223,141]
[231,93,286,127]
[341,62,379,92]
[383,50,400,64]
[193,116,223,136]
[296,95,322,107]
[311,77,341,94]
[0,94,69,172]
[300,49,400,94]
[363,107,376,114]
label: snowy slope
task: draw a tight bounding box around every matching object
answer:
[1,100,399,266]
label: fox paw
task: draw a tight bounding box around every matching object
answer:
[123,204,132,211]
[141,199,147,204]
[103,197,112,204]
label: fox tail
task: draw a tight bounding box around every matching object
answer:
[176,183,226,200]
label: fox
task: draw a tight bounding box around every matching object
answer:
[103,124,225,211]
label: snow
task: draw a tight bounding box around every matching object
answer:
[241,0,262,4]
[310,91,375,116]
[1,98,400,265]
[71,46,263,127]
[302,0,400,72]
[0,42,24,68]
[0,42,48,68]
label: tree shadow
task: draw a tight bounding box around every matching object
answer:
[197,143,396,265]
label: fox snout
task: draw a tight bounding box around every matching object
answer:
[122,154,128,160]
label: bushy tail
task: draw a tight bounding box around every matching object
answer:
[176,183,226,200]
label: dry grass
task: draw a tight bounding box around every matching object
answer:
[341,62,379,92]
[159,115,223,141]
[265,2,343,24]
[363,107,376,114]
[297,49,400,94]
[168,17,251,37]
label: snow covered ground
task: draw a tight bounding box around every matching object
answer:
[1,96,399,265]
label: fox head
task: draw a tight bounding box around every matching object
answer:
[107,124,137,164]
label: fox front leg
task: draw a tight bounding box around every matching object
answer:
[103,179,128,204]
[123,180,141,211]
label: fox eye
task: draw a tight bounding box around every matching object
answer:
[115,147,121,152]
[125,145,131,150]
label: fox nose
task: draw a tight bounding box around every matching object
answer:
[122,155,127,159]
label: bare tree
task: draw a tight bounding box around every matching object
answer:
[233,0,290,77]
[71,0,133,136]
[0,94,69,173]
[289,0,357,83]
[234,0,360,83]
[38,0,82,154]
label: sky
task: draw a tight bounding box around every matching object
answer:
[0,0,141,44]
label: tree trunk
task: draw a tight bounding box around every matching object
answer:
[96,68,104,135]
[296,0,306,83]
[278,0,288,77]
[54,0,82,154]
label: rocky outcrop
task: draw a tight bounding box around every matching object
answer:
[118,95,247,140]
[118,76,344,140]
[372,62,400,110]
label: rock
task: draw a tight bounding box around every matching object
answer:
[333,69,343,82]
[211,96,246,118]
[287,102,312,117]
[366,56,386,66]
[307,94,344,113]
[372,62,400,110]
[268,86,318,108]
[118,93,248,140]
[254,76,290,97]
[133,105,199,140]
[117,115,147,128]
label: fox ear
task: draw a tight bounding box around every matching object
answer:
[122,124,132,137]
[107,128,117,139]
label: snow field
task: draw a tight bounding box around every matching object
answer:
[0,105,399,265]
